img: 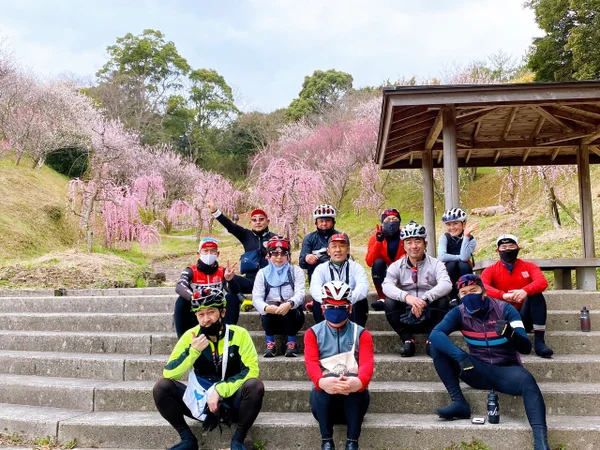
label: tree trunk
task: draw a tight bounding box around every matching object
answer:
[541,172,560,230]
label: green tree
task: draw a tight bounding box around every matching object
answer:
[163,68,239,164]
[93,29,191,143]
[526,0,578,81]
[287,69,353,120]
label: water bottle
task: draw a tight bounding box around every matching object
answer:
[581,307,591,332]
[487,390,500,424]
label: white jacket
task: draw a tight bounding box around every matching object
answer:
[382,254,452,303]
[309,260,369,304]
[252,265,306,315]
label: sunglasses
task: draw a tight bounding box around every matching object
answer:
[269,251,289,257]
[323,304,350,310]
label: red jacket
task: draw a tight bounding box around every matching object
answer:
[303,326,374,392]
[365,233,405,267]
[480,259,548,311]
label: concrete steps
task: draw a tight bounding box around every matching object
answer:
[1,402,599,450]
[0,286,599,448]
[1,329,600,355]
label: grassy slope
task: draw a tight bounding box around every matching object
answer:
[1,153,599,289]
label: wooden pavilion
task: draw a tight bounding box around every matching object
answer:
[375,82,600,288]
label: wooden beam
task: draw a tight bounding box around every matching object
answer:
[548,106,599,126]
[531,116,545,139]
[533,106,574,132]
[569,104,600,118]
[437,150,443,165]
[391,105,430,122]
[551,148,560,161]
[502,107,518,141]
[578,143,596,259]
[456,108,499,128]
[522,148,531,162]
[537,131,592,146]
[424,110,443,150]
[390,110,438,129]
[442,106,460,209]
[422,148,436,257]
[409,152,414,166]
[456,106,496,119]
[590,145,600,157]
[387,121,436,143]
[472,121,482,143]
[465,149,472,164]
[386,132,431,152]
[582,126,600,144]
[494,150,501,163]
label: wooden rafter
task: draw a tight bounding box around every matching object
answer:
[582,124,600,144]
[548,106,599,126]
[437,150,443,164]
[409,152,414,166]
[456,107,496,119]
[522,148,531,162]
[465,149,472,164]
[494,150,501,163]
[533,106,574,132]
[551,148,560,161]
[502,107,518,141]
[537,130,592,146]
[531,116,545,139]
[472,121,482,143]
[424,110,443,150]
[456,108,499,129]
[589,145,600,157]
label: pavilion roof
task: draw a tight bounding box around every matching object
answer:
[376,81,600,169]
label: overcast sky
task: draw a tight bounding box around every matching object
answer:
[0,0,541,112]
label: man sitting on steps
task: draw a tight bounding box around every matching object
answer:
[429,274,550,450]
[480,234,553,358]
[153,287,264,450]
[382,221,452,357]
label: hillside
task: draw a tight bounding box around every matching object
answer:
[1,154,599,289]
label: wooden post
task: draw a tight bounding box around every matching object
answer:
[422,149,436,257]
[442,106,460,209]
[577,143,597,290]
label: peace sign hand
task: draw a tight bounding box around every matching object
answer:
[224,260,237,281]
[376,224,384,242]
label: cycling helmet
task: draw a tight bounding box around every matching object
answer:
[496,234,519,247]
[400,221,427,240]
[313,204,337,220]
[442,208,467,223]
[198,237,218,252]
[191,287,226,311]
[321,281,351,305]
[266,235,291,253]
[456,274,484,290]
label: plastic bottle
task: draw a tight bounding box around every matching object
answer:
[581,307,591,332]
[487,390,500,424]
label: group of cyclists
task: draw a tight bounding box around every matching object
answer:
[153,202,553,450]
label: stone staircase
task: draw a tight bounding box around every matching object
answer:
[1,288,600,449]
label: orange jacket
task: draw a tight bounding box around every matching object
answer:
[365,232,405,267]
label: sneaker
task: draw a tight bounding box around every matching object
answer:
[370,299,385,311]
[263,341,277,357]
[400,339,416,357]
[285,341,299,357]
[230,439,247,450]
[166,437,198,450]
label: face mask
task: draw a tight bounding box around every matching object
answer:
[499,249,519,263]
[461,292,485,314]
[323,307,350,325]
[200,318,222,337]
[382,221,400,236]
[200,254,217,266]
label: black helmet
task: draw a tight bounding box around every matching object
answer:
[191,287,226,312]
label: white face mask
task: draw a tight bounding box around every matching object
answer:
[200,254,217,266]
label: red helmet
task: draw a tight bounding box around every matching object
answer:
[266,235,290,252]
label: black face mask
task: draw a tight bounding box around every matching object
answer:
[382,221,400,236]
[201,318,222,337]
[317,227,335,238]
[499,249,519,263]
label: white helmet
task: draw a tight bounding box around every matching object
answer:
[401,220,427,240]
[496,234,519,247]
[313,204,337,220]
[321,280,351,303]
[442,208,467,223]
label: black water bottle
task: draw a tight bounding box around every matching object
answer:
[487,390,500,424]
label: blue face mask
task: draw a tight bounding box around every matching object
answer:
[323,307,350,325]
[461,292,485,314]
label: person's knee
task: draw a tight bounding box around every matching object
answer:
[243,378,265,398]
[153,378,175,401]
[372,259,388,280]
[457,262,473,275]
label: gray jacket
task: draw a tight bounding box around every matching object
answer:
[382,254,452,303]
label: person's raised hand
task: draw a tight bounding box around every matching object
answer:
[224,260,237,281]
[376,224,384,242]
[190,331,209,352]
[464,222,480,238]
[305,254,319,265]
[207,199,217,214]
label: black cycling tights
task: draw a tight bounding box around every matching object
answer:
[153,377,264,441]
